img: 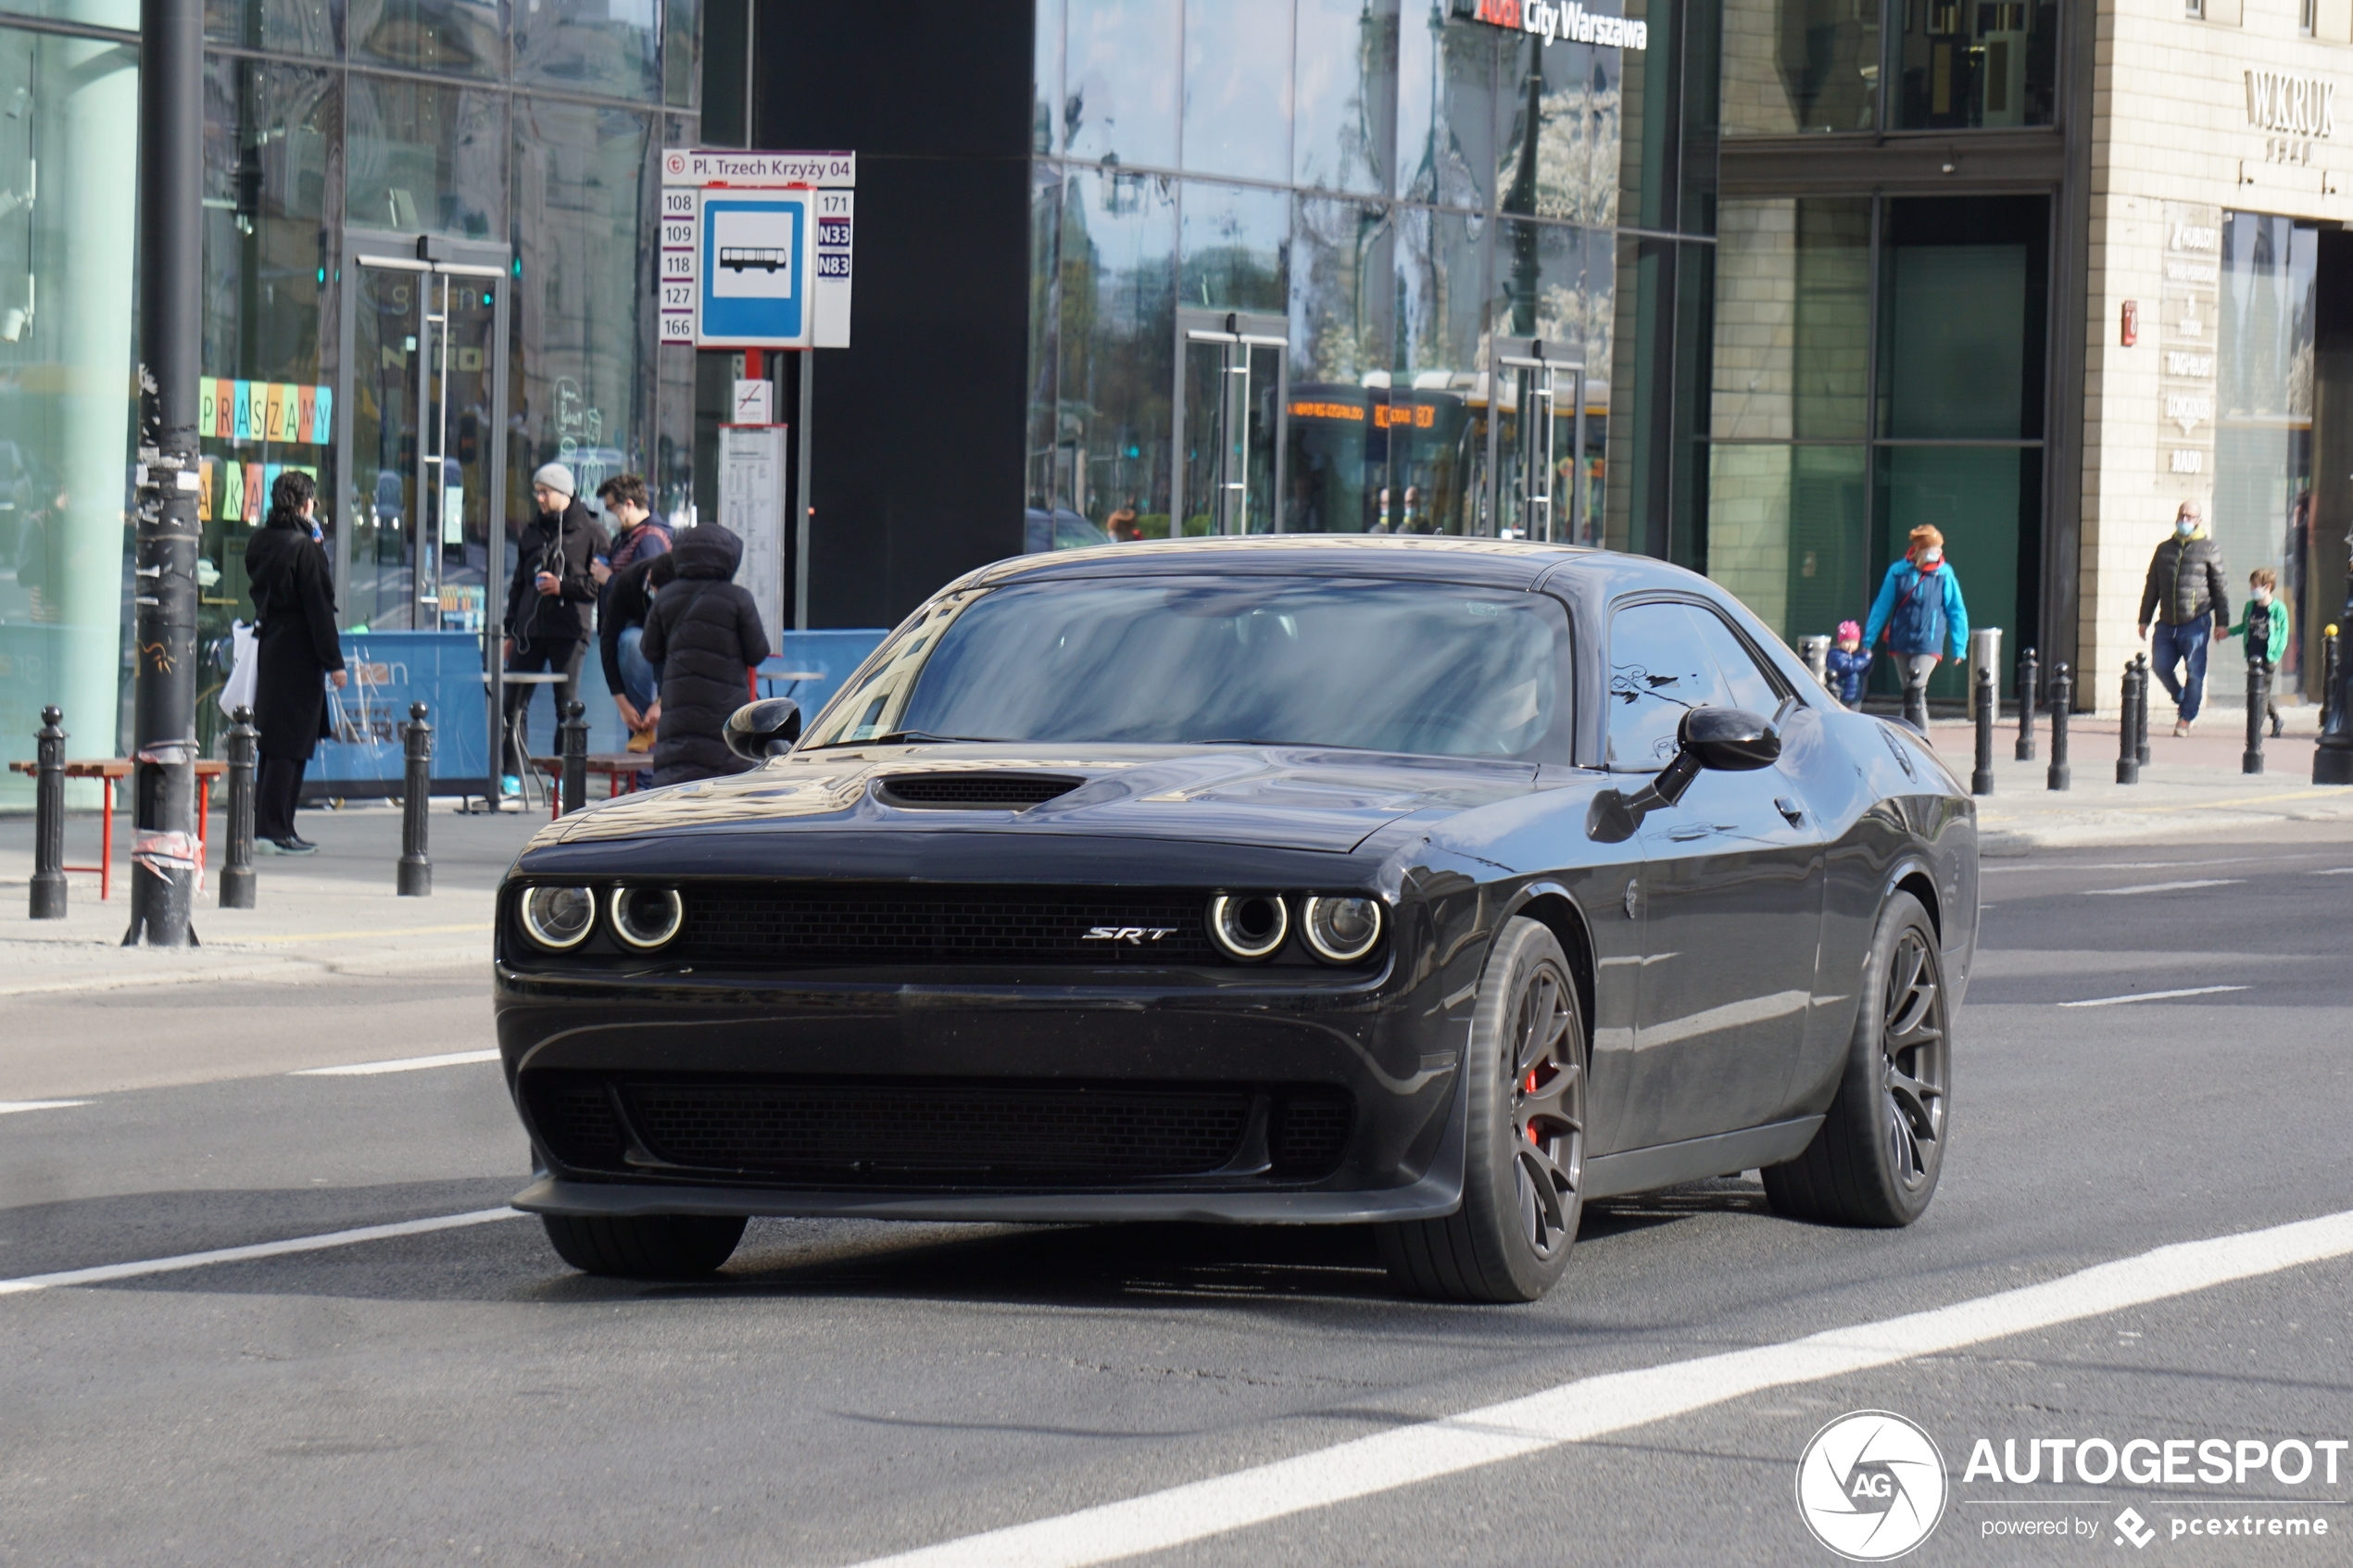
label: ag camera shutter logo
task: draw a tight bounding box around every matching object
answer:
[1796,1411,1948,1561]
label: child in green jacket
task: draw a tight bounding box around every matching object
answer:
[2228,567,2292,738]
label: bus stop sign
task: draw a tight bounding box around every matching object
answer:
[701,195,808,345]
[661,148,853,349]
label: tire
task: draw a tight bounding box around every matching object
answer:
[1764,891,1950,1227]
[1378,916,1588,1303]
[540,1212,748,1280]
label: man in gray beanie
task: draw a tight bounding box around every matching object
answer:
[499,461,609,791]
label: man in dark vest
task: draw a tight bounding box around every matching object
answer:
[2137,499,2231,738]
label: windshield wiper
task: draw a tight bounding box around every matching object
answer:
[803,729,1008,749]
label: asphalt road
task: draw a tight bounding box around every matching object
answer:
[4,835,2350,1567]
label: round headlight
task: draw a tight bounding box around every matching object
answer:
[610,885,685,949]
[1302,896,1384,964]
[521,884,596,950]
[1207,892,1290,962]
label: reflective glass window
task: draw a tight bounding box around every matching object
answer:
[1293,0,1395,197]
[1181,0,1290,182]
[198,59,340,726]
[1720,0,1881,136]
[2213,212,2317,699]
[1605,600,1724,768]
[0,21,139,797]
[1379,207,1489,539]
[1688,604,1785,712]
[510,99,653,511]
[348,72,504,237]
[349,0,502,76]
[208,0,339,58]
[1034,0,1063,155]
[1064,0,1179,167]
[516,0,660,101]
[0,0,135,28]
[1877,195,2044,441]
[1705,442,1869,646]
[1875,445,2035,702]
[663,0,698,107]
[1052,168,1176,534]
[1498,31,1618,230]
[1895,0,2056,130]
[1026,165,1063,512]
[1710,195,1868,442]
[1179,179,1287,313]
[1396,6,1495,212]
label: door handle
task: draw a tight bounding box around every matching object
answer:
[1774,796,1806,827]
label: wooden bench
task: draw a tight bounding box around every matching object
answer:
[6,758,226,900]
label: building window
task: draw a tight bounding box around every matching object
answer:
[2184,0,2204,17]
[2302,0,2316,32]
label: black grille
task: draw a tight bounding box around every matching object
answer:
[876,773,1083,809]
[526,1074,1353,1185]
[673,884,1218,965]
[1273,1095,1353,1172]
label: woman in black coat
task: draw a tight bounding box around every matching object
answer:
[638,523,769,787]
[243,470,346,853]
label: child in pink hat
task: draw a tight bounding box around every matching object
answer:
[1826,620,1872,709]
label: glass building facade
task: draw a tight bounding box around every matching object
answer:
[1022,0,1720,556]
[0,0,701,798]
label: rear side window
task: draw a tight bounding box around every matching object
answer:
[1688,606,1786,715]
[1606,602,1729,770]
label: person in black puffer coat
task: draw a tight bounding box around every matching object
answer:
[638,523,769,785]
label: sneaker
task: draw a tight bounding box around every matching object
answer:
[2272,718,2285,738]
[269,836,317,856]
[500,774,522,797]
[2173,719,2192,737]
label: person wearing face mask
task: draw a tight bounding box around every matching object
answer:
[2228,567,2291,739]
[1863,524,1970,734]
[2137,500,2231,737]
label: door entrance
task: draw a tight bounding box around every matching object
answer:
[1491,337,1589,545]
[1175,309,1286,536]
[336,234,511,633]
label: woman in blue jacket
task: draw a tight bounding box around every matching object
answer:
[1862,524,1969,734]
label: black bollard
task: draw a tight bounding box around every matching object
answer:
[2244,657,2269,776]
[560,698,588,817]
[398,701,433,896]
[2133,654,2153,767]
[2015,646,2039,761]
[2116,663,2140,785]
[2046,663,2071,792]
[220,705,258,909]
[30,704,67,919]
[1970,664,1995,795]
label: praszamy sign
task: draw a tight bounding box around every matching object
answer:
[1458,0,1647,50]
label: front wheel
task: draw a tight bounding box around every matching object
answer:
[1378,916,1588,1303]
[1764,891,1950,1226]
[540,1212,748,1280]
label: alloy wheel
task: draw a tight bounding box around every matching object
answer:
[1880,928,1948,1191]
[1508,960,1585,1261]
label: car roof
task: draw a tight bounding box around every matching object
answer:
[955,534,1684,595]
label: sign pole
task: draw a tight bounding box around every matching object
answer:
[125,0,205,946]
[796,349,812,632]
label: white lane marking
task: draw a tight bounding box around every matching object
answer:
[0,1099,94,1115]
[0,1208,525,1298]
[844,1210,2353,1568]
[2082,879,2242,896]
[2308,867,2353,875]
[292,1048,501,1077]
[2057,985,2250,1010]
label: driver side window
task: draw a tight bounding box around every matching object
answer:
[1606,601,1731,770]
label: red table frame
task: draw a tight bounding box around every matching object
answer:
[7,759,223,900]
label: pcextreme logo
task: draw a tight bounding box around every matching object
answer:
[1796,1411,1949,1562]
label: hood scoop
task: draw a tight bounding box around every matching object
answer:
[875,772,1086,810]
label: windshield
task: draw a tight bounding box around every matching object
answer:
[801,576,1572,761]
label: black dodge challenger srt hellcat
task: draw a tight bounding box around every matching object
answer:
[494,536,1975,1303]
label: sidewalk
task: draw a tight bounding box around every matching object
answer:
[0,799,544,996]
[1914,708,2353,853]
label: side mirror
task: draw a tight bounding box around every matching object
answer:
[724,697,802,761]
[1679,706,1781,772]
[1586,706,1780,844]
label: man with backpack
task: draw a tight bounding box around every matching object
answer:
[1863,524,1970,734]
[2137,499,2232,736]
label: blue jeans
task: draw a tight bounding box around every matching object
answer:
[2152,620,2211,723]
[617,623,660,711]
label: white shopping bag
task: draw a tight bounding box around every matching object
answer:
[218,620,258,719]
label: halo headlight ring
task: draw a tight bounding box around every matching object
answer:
[1207,892,1290,962]
[520,884,597,951]
[609,885,685,950]
[1302,895,1384,964]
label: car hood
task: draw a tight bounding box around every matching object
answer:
[531,746,1540,855]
